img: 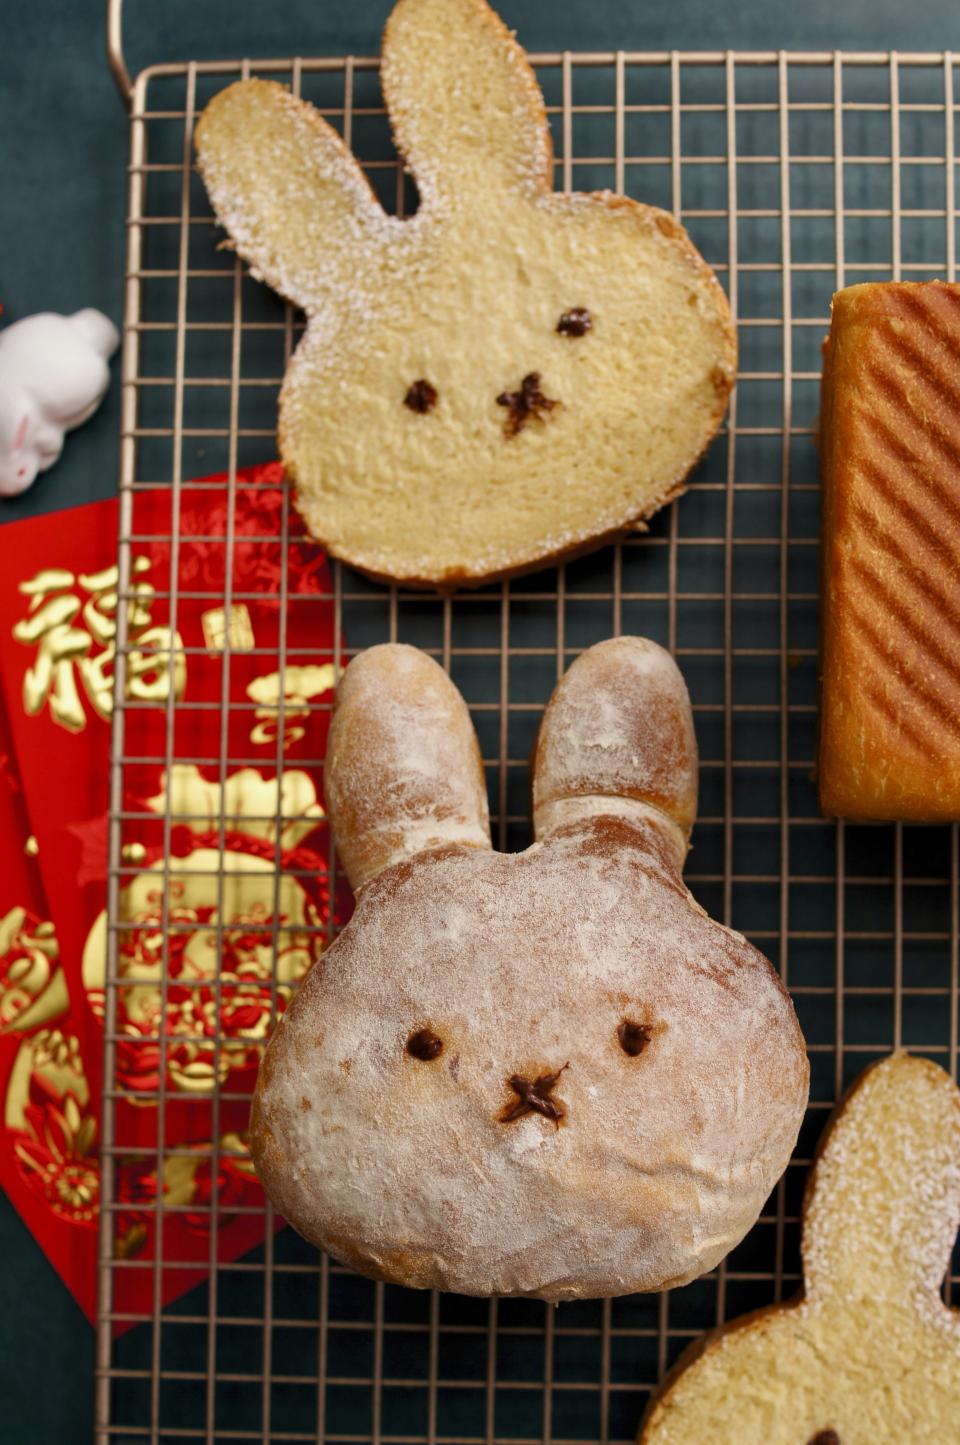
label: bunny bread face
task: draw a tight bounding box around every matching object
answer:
[640,1052,960,1444]
[0,309,119,496]
[194,0,736,589]
[250,638,808,1300]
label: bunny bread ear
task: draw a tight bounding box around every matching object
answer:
[324,644,492,891]
[381,0,552,208]
[195,78,388,314]
[532,637,698,867]
[803,1052,960,1309]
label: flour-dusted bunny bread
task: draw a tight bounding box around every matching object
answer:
[0,309,119,496]
[194,0,736,589]
[640,1053,960,1444]
[250,637,807,1299]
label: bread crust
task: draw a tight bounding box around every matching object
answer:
[286,434,721,594]
[818,280,960,821]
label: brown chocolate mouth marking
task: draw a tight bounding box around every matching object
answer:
[499,1063,570,1126]
[496,372,561,438]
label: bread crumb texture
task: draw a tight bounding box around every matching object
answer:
[639,1052,960,1444]
[194,0,736,587]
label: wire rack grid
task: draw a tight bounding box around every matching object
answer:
[95,43,960,1445]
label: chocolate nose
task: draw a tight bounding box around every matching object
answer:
[499,1063,569,1126]
[495,372,561,438]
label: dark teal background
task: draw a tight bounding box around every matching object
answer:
[3,1,960,1439]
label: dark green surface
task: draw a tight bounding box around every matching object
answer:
[3,0,959,529]
[3,2,960,1441]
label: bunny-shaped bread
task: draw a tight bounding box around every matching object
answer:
[0,309,118,496]
[250,637,808,1299]
[639,1052,960,1444]
[194,0,736,589]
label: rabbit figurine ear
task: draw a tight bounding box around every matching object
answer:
[381,0,552,207]
[324,644,492,891]
[802,1052,960,1310]
[532,637,698,869]
[194,79,389,313]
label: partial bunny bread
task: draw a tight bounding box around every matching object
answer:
[194,0,736,589]
[250,638,807,1300]
[324,645,491,890]
[533,635,699,867]
[819,281,960,821]
[639,1053,960,1444]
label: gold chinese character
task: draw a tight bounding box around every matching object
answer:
[13,557,187,732]
[247,663,337,750]
[200,603,255,652]
[13,570,91,731]
[79,560,150,645]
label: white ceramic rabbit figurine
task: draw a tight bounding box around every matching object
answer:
[250,637,809,1300]
[0,309,119,497]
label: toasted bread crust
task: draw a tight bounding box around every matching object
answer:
[296,454,708,593]
[819,281,960,821]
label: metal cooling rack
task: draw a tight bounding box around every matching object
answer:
[96,4,960,1440]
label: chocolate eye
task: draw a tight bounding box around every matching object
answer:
[403,379,438,413]
[617,1020,651,1057]
[557,307,592,337]
[407,1027,444,1061]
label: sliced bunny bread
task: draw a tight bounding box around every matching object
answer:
[639,1053,960,1444]
[195,0,736,589]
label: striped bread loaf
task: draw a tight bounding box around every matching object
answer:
[819,281,960,821]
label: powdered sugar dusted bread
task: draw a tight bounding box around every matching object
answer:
[250,637,807,1299]
[533,636,698,868]
[323,644,491,889]
[194,0,736,589]
[640,1053,960,1444]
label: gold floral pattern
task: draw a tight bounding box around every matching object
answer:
[85,854,322,1097]
[0,905,64,1030]
[6,1028,98,1226]
[82,767,335,1099]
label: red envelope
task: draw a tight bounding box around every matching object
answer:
[0,691,267,1327]
[0,465,352,1327]
[0,694,97,1319]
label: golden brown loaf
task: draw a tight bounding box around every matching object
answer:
[639,1052,960,1445]
[250,638,808,1300]
[819,281,960,821]
[194,0,736,590]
